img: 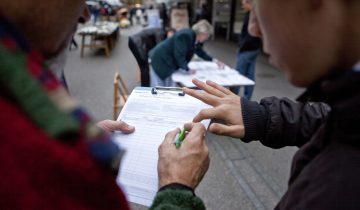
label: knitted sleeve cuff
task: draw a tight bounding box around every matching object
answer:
[159,183,195,195]
[241,97,268,142]
[150,183,205,210]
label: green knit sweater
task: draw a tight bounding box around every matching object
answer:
[150,188,206,210]
[149,29,213,80]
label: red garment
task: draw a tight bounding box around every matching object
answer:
[0,98,130,210]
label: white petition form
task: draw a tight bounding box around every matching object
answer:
[172,61,255,87]
[113,87,210,207]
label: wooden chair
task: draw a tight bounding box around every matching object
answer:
[80,34,110,57]
[113,72,129,120]
[136,66,141,83]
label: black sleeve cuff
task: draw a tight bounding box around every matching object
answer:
[159,183,195,196]
[241,97,268,142]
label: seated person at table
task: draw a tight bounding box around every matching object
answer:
[149,19,224,87]
[0,1,210,209]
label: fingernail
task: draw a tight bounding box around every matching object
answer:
[128,125,135,130]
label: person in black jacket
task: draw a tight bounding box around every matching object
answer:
[184,0,360,209]
[232,0,262,99]
[128,27,166,86]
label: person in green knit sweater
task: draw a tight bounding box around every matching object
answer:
[149,19,224,87]
[0,0,210,209]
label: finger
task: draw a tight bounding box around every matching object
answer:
[184,122,195,132]
[183,123,206,144]
[116,120,135,134]
[206,80,233,95]
[183,87,220,106]
[193,107,224,123]
[209,123,244,138]
[192,79,226,98]
[162,128,181,145]
[158,128,180,162]
[97,120,135,134]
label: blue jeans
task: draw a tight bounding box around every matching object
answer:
[233,49,260,100]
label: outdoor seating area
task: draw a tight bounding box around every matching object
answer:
[78,21,120,57]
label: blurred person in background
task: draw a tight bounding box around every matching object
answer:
[149,19,224,87]
[195,3,211,23]
[231,0,262,99]
[159,2,168,28]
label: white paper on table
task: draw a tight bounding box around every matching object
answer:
[172,61,255,87]
[113,87,210,207]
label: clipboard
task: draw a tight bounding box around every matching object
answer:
[151,86,185,96]
[113,87,210,207]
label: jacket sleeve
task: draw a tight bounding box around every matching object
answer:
[241,97,331,148]
[195,44,213,61]
[150,184,205,210]
[174,35,191,71]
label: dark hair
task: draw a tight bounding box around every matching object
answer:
[165,27,176,34]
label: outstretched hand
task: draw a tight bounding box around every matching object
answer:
[183,79,245,138]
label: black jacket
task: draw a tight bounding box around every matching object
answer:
[241,70,360,209]
[238,12,262,53]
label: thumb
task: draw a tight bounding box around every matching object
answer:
[97,120,135,134]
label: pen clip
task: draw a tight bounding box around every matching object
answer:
[151,86,185,96]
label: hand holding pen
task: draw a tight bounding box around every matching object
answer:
[157,123,209,189]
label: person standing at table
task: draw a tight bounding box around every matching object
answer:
[231,0,262,99]
[148,19,224,87]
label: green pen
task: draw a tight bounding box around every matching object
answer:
[175,128,186,149]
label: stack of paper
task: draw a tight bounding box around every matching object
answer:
[172,61,255,87]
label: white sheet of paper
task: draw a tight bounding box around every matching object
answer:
[113,87,210,206]
[172,61,255,87]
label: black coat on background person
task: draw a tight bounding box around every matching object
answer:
[128,28,166,86]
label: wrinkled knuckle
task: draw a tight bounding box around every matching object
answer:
[164,131,173,139]
[203,145,209,156]
[210,124,219,132]
[216,129,225,135]
[219,104,228,112]
[200,125,206,133]
[158,144,164,153]
[199,109,206,117]
[119,122,127,128]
